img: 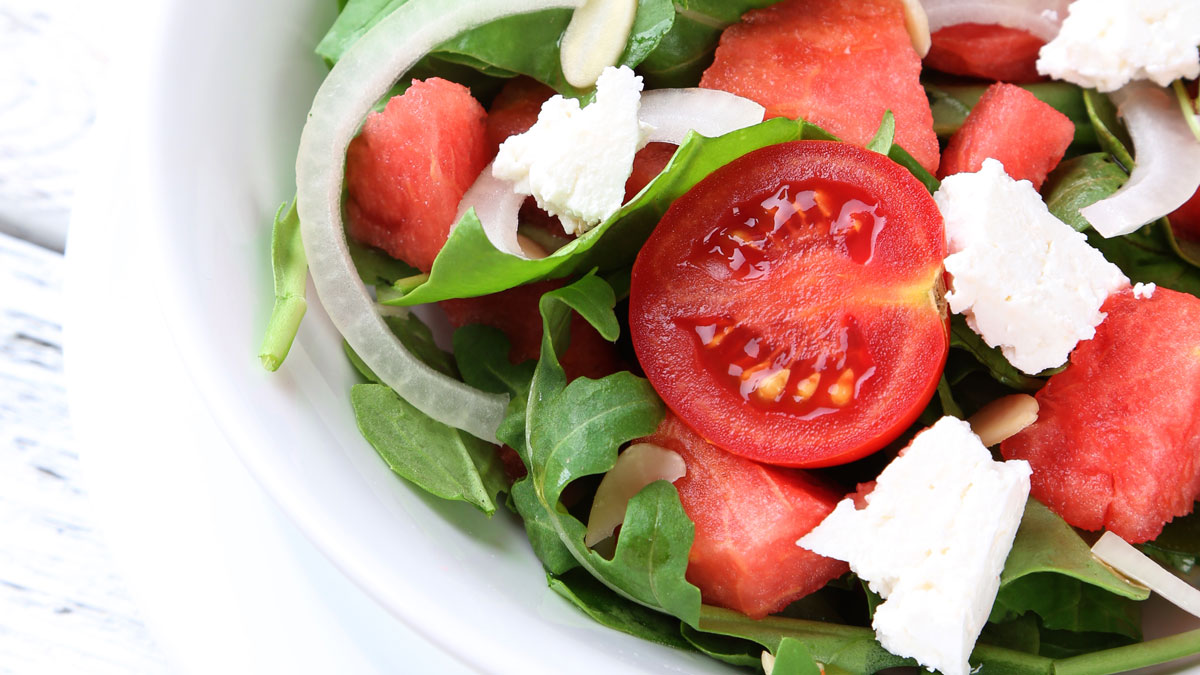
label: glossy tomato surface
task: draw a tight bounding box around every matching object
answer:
[630,141,948,467]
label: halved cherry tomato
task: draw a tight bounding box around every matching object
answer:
[629,141,948,468]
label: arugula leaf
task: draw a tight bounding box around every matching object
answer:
[980,615,1042,655]
[1043,153,1129,233]
[347,236,419,287]
[317,0,674,97]
[501,273,703,625]
[1140,506,1200,574]
[259,200,308,371]
[679,624,764,667]
[1087,219,1200,297]
[865,110,895,155]
[991,574,1141,639]
[350,383,507,515]
[949,316,1050,393]
[451,324,534,396]
[1082,88,1134,171]
[547,568,694,651]
[771,638,822,675]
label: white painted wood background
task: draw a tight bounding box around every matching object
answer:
[0,0,171,672]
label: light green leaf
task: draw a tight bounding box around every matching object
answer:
[259,200,308,371]
[866,110,895,155]
[350,383,507,515]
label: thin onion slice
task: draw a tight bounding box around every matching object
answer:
[456,87,766,262]
[639,88,766,144]
[295,0,583,443]
[1092,531,1200,619]
[1080,82,1200,238]
[584,443,686,547]
[920,0,1071,41]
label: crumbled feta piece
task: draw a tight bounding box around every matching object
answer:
[934,159,1129,375]
[492,65,651,236]
[1133,282,1157,299]
[798,417,1031,675]
[1037,0,1200,92]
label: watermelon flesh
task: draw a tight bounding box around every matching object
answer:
[1001,288,1200,543]
[938,82,1074,189]
[1169,186,1200,242]
[925,23,1046,83]
[699,0,940,174]
[344,77,490,273]
[641,412,849,619]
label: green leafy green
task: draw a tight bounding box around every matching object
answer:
[349,383,507,515]
[1141,507,1200,574]
[317,0,674,97]
[865,110,895,155]
[548,568,695,651]
[926,81,1095,147]
[1043,153,1130,232]
[1083,88,1134,170]
[498,273,701,624]
[347,237,418,287]
[452,324,534,396]
[259,200,308,371]
[679,624,764,667]
[949,316,1050,393]
[771,638,822,675]
[1087,219,1200,297]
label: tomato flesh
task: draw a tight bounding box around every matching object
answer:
[630,141,948,468]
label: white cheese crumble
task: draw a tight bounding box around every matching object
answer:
[1036,0,1200,92]
[492,65,651,236]
[798,417,1031,675]
[934,159,1129,375]
[1133,282,1157,299]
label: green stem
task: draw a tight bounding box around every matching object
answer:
[1173,79,1200,144]
[1054,627,1200,675]
[392,272,430,294]
[259,295,307,371]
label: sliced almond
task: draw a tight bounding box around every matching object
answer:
[899,0,931,57]
[968,393,1039,447]
[560,0,639,89]
[761,651,776,675]
[585,443,687,547]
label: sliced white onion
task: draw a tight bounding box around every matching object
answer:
[639,88,766,144]
[584,443,686,547]
[295,0,583,443]
[560,0,638,89]
[1092,531,1200,619]
[920,0,1072,41]
[456,160,527,257]
[453,87,766,263]
[1079,82,1200,238]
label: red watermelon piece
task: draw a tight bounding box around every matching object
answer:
[486,76,555,153]
[938,82,1073,189]
[1001,288,1200,543]
[625,142,677,201]
[642,412,848,619]
[925,23,1046,83]
[699,0,940,173]
[345,78,490,273]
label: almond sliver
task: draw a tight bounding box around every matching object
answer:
[561,0,638,89]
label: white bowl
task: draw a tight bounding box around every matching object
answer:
[103,1,729,673]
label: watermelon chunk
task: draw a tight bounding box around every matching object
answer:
[641,413,848,619]
[1001,288,1200,543]
[486,76,555,153]
[1169,186,1200,242]
[938,83,1073,189]
[925,23,1046,83]
[345,78,490,273]
[625,142,676,201]
[699,0,940,173]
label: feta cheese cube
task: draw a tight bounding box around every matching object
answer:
[1037,0,1200,92]
[492,65,651,236]
[1133,282,1157,299]
[934,159,1129,375]
[798,417,1031,675]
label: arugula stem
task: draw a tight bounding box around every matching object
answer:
[259,296,307,370]
[1053,628,1200,675]
[258,200,308,371]
[392,272,430,294]
[1173,79,1200,144]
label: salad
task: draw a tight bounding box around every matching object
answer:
[260,0,1200,672]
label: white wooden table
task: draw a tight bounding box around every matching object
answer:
[0,0,170,671]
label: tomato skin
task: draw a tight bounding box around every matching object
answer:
[1001,287,1200,543]
[630,141,947,468]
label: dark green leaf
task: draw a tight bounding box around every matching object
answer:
[620,0,677,69]
[679,624,764,667]
[1087,219,1200,297]
[949,316,1049,393]
[548,568,694,650]
[452,324,535,396]
[1037,625,1137,659]
[980,615,1041,655]
[350,383,507,515]
[1140,506,1200,574]
[259,200,308,371]
[347,236,419,286]
[1000,499,1149,602]
[991,573,1141,639]
[1083,88,1134,171]
[1043,153,1130,232]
